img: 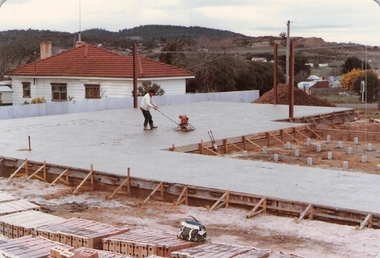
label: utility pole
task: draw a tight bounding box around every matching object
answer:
[286,20,290,84]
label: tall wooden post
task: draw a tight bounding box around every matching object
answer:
[133,43,138,108]
[273,43,278,104]
[289,40,295,119]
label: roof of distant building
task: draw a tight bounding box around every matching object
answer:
[8,44,195,79]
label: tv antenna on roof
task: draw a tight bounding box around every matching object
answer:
[78,0,82,41]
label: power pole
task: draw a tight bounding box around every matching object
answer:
[286,20,290,84]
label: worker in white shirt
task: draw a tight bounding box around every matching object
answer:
[140,89,159,130]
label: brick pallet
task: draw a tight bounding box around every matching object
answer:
[0,191,19,203]
[0,199,39,216]
[170,243,306,258]
[48,246,132,258]
[0,210,66,238]
[169,242,270,258]
[103,229,208,258]
[34,217,129,249]
[0,235,71,258]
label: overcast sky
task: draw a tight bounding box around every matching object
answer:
[1,0,380,46]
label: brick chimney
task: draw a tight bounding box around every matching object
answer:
[76,41,86,48]
[40,41,52,59]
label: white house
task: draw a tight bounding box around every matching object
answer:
[7,42,195,105]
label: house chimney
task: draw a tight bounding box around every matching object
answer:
[40,41,52,59]
[76,41,86,48]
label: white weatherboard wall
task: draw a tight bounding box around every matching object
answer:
[0,90,259,120]
[11,76,190,105]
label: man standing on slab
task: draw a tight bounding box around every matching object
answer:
[140,89,159,130]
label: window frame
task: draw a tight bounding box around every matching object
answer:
[22,82,31,98]
[84,84,101,99]
[51,83,67,102]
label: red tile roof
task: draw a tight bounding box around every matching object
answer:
[9,44,195,79]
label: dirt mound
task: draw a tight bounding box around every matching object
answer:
[253,84,335,107]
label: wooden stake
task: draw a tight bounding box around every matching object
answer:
[72,164,94,194]
[8,159,28,180]
[283,130,301,144]
[27,161,47,181]
[297,204,313,223]
[359,212,372,229]
[174,186,188,206]
[50,168,70,186]
[171,144,181,152]
[209,191,230,211]
[225,140,244,151]
[246,197,267,219]
[306,126,324,140]
[107,168,131,199]
[244,137,261,149]
[269,133,285,145]
[143,182,164,203]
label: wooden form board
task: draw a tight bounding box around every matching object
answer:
[2,156,380,231]
[103,229,208,257]
[0,210,66,238]
[34,217,129,250]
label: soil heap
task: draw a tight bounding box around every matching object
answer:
[253,84,335,107]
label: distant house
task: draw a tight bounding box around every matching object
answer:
[251,57,267,62]
[298,80,329,94]
[7,42,195,105]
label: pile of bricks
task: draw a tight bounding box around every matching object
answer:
[0,210,66,238]
[0,235,71,258]
[170,242,306,258]
[170,242,271,258]
[103,229,209,257]
[49,246,130,258]
[0,191,39,216]
[34,217,129,249]
[0,235,130,258]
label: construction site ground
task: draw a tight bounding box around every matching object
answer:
[1,101,380,257]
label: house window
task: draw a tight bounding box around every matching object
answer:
[51,83,67,101]
[22,82,31,98]
[84,84,100,99]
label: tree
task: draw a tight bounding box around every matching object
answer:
[0,43,19,80]
[340,69,380,102]
[352,70,380,103]
[341,56,371,74]
[133,81,165,96]
[235,61,285,95]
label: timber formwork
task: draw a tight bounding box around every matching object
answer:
[0,155,379,231]
[169,109,359,155]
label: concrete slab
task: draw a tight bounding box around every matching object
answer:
[1,102,379,214]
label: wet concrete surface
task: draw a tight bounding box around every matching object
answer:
[1,102,380,213]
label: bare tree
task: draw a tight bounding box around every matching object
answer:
[0,43,19,80]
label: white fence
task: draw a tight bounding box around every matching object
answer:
[0,90,259,120]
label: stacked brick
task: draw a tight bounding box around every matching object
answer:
[49,246,130,258]
[103,229,208,257]
[0,210,66,238]
[0,191,39,216]
[170,242,272,258]
[34,217,129,249]
[0,235,71,258]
